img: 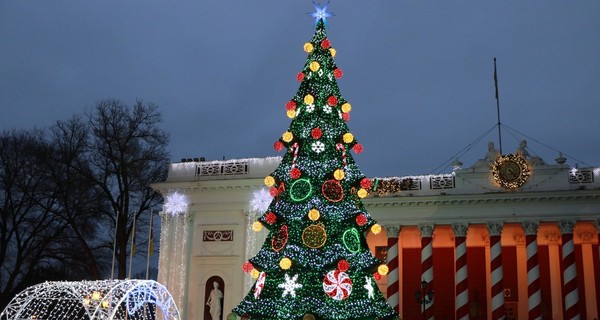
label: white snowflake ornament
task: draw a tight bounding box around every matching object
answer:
[311,141,325,154]
[278,274,302,298]
[364,276,375,299]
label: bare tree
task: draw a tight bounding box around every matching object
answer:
[85,99,169,279]
[41,116,112,279]
[0,130,71,309]
[0,99,169,310]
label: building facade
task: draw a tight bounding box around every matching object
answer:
[151,153,600,320]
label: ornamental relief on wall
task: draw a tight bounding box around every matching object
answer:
[197,225,241,256]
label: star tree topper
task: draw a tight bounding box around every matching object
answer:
[310,1,333,25]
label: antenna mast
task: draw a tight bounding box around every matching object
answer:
[494,57,503,154]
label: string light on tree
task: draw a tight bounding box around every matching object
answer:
[233,4,397,319]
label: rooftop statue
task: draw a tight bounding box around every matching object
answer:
[515,140,546,166]
[471,141,501,169]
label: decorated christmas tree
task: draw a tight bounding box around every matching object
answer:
[232,5,398,320]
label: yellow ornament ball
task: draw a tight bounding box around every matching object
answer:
[371,223,382,235]
[357,188,368,198]
[250,269,260,279]
[343,133,354,144]
[341,103,352,113]
[279,257,292,270]
[252,221,263,232]
[309,61,320,72]
[303,314,316,320]
[333,169,345,181]
[282,131,294,143]
[287,110,296,119]
[303,42,314,53]
[378,264,389,276]
[264,176,275,187]
[329,48,337,57]
[308,209,320,221]
[304,94,314,105]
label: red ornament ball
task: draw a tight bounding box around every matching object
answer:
[327,96,338,106]
[264,212,277,224]
[337,259,349,272]
[269,187,279,197]
[360,178,371,189]
[242,262,254,273]
[355,214,368,226]
[274,141,284,152]
[342,113,350,122]
[353,143,363,154]
[290,167,302,179]
[373,272,382,281]
[297,72,305,82]
[285,101,297,111]
[321,39,331,49]
[334,68,343,78]
[311,127,323,139]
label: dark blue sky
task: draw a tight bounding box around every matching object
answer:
[1,1,599,177]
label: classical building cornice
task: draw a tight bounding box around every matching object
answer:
[364,190,600,208]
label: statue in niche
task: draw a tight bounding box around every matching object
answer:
[206,281,223,320]
[515,140,545,166]
[471,141,501,169]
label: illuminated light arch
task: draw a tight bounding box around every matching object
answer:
[0,279,180,320]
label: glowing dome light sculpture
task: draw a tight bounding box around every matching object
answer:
[0,279,180,320]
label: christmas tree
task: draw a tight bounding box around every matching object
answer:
[233,5,398,320]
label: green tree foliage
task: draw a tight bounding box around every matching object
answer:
[233,20,397,320]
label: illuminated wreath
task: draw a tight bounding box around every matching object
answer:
[342,228,361,253]
[492,154,531,189]
[289,178,313,202]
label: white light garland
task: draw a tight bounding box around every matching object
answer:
[0,279,180,320]
[164,192,188,215]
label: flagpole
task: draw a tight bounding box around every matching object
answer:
[128,215,136,279]
[111,213,119,279]
[494,57,503,155]
[145,209,154,280]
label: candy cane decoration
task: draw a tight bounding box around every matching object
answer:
[291,143,300,170]
[560,221,580,320]
[419,224,434,320]
[453,224,469,320]
[488,223,505,320]
[336,143,347,170]
[523,221,542,320]
[254,272,266,299]
[385,225,401,314]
